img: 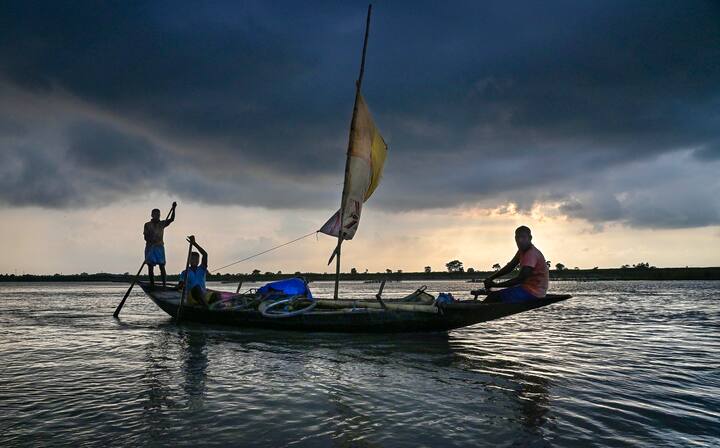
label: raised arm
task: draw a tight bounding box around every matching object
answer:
[197,243,208,268]
[165,202,177,226]
[187,235,208,268]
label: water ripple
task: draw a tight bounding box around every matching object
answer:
[0,280,718,447]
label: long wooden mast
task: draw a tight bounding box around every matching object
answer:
[333,4,372,299]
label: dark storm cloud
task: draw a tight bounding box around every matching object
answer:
[67,122,168,181]
[0,145,75,207]
[693,140,720,161]
[559,188,720,230]
[0,117,338,208]
[0,120,168,207]
[0,0,719,228]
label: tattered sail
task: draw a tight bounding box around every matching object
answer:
[319,93,387,240]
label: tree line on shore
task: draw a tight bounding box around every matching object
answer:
[443,259,658,273]
[2,264,719,283]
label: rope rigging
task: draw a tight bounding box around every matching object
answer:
[212,230,319,272]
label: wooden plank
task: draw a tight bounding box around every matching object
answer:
[316,299,438,314]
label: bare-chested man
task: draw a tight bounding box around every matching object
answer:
[143,202,176,287]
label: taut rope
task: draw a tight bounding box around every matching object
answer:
[212,230,318,272]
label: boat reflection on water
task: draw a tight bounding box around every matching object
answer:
[180,330,209,409]
[444,335,551,431]
[314,333,552,446]
[515,371,551,429]
[139,327,177,444]
[138,324,211,444]
[138,324,551,446]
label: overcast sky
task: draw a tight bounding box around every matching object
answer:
[1,1,719,275]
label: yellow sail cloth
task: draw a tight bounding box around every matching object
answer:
[319,94,387,240]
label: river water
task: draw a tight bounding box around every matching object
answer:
[0,280,718,447]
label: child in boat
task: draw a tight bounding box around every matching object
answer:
[143,203,176,287]
[482,226,549,303]
[177,236,209,307]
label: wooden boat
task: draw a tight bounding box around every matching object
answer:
[131,9,573,332]
[139,282,570,333]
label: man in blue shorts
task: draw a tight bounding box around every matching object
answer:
[143,202,176,287]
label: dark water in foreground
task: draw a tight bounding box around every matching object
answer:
[0,281,718,447]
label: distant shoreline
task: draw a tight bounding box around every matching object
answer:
[1,267,719,283]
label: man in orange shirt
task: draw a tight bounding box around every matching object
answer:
[483,226,549,303]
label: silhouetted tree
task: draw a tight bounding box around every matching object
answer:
[467,267,475,273]
[555,263,566,271]
[424,266,432,273]
[446,260,463,272]
[492,263,501,271]
[350,267,357,275]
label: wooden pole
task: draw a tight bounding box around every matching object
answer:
[113,261,146,318]
[176,238,194,322]
[235,280,243,294]
[332,244,342,299]
[113,202,176,318]
[357,4,372,91]
[333,4,373,300]
[375,279,387,309]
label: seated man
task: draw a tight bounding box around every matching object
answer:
[483,226,549,303]
[177,236,209,307]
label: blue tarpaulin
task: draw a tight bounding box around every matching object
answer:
[257,278,313,299]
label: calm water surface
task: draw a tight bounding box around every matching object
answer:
[1,280,718,447]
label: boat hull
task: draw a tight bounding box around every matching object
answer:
[138,283,570,333]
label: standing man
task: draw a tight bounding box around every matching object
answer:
[483,226,549,303]
[143,202,176,287]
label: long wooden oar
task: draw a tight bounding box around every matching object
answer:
[113,202,176,318]
[113,261,146,318]
[176,237,194,322]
